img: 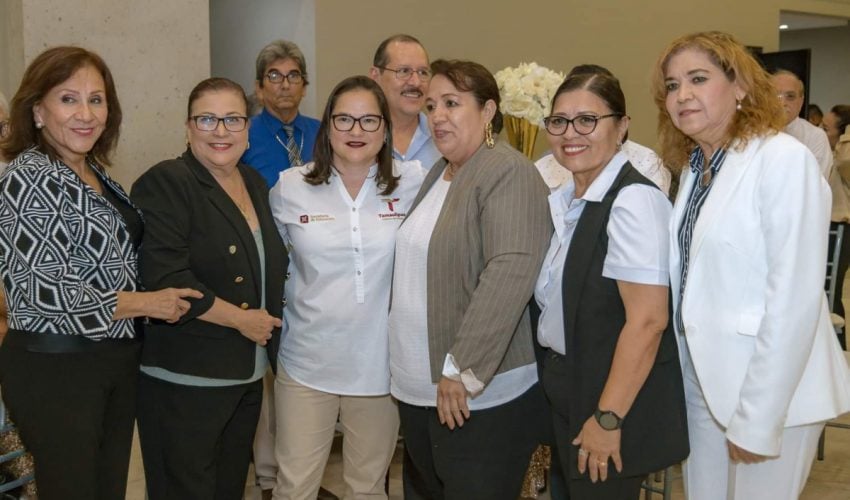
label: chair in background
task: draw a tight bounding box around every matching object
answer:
[641,467,674,500]
[0,392,36,495]
[818,224,850,460]
[826,224,847,348]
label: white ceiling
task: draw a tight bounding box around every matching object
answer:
[780,11,850,31]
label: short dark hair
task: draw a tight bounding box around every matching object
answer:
[430,59,503,133]
[306,76,398,195]
[808,104,823,119]
[567,64,614,79]
[0,46,122,166]
[557,66,628,140]
[255,40,308,87]
[372,34,425,68]
[187,77,249,119]
[831,105,850,137]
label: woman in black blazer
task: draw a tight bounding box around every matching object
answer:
[131,77,287,500]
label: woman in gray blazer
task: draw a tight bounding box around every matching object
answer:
[388,59,552,500]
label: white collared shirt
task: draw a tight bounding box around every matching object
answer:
[269,159,426,395]
[534,140,671,195]
[534,152,672,354]
[785,117,833,179]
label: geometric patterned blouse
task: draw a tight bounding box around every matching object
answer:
[0,147,142,339]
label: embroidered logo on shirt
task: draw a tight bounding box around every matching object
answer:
[378,198,405,220]
[299,214,335,223]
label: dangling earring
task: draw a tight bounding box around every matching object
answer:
[485,122,495,149]
[736,99,742,111]
[35,121,43,129]
[247,141,251,150]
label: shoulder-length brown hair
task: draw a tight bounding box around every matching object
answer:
[0,46,122,167]
[650,31,785,171]
[306,76,398,195]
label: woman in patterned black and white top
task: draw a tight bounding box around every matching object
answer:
[0,46,200,500]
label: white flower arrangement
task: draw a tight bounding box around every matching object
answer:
[495,62,565,126]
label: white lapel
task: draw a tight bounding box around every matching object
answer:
[687,137,762,260]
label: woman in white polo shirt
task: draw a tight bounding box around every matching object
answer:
[269,75,425,499]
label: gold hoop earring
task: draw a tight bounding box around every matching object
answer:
[485,122,495,149]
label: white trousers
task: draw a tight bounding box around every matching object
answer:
[254,368,278,490]
[273,364,400,500]
[681,342,824,500]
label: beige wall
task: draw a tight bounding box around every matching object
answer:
[0,0,210,188]
[315,0,850,157]
[781,25,850,111]
[0,0,25,103]
[4,1,850,185]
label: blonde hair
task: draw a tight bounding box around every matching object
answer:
[650,31,785,171]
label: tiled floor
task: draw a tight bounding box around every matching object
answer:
[124,413,850,499]
[125,284,850,500]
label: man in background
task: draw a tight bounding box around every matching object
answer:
[370,34,441,170]
[241,40,326,500]
[243,39,320,188]
[772,69,832,178]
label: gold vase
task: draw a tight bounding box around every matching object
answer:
[504,115,540,160]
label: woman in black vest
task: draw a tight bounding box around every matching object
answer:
[534,70,688,499]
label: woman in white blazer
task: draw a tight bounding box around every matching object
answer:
[651,31,850,500]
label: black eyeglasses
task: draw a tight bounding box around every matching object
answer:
[543,114,622,136]
[266,70,304,85]
[191,115,249,132]
[331,114,384,132]
[0,120,8,138]
[376,66,432,81]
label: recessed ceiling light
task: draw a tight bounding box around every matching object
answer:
[779,24,789,30]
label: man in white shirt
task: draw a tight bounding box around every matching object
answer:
[370,34,441,170]
[772,70,833,178]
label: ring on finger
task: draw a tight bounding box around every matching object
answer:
[578,448,588,456]
[598,461,608,467]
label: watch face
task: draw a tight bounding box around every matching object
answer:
[599,412,620,430]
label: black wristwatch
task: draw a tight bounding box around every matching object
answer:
[594,409,624,430]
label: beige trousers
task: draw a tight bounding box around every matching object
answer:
[254,369,278,490]
[272,364,399,500]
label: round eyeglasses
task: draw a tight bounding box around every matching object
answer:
[331,114,384,133]
[191,115,249,132]
[376,66,432,81]
[266,70,304,85]
[543,114,622,136]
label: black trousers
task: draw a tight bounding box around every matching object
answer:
[541,349,644,500]
[137,373,263,500]
[0,335,140,500]
[398,383,545,500]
